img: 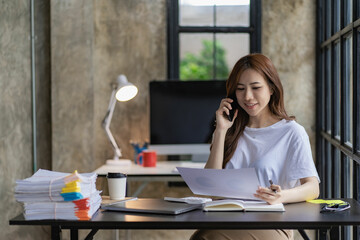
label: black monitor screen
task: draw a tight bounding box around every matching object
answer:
[150,80,227,145]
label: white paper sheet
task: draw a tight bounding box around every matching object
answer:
[177,167,260,200]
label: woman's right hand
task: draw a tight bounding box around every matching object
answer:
[215,98,238,131]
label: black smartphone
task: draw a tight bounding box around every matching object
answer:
[227,94,239,121]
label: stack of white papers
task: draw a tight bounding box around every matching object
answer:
[15,169,101,220]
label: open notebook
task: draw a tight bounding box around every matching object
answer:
[203,199,285,212]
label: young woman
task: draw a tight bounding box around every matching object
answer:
[190,54,320,240]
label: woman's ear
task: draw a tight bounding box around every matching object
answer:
[267,80,274,95]
[269,86,274,95]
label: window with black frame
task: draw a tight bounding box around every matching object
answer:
[317,0,360,239]
[167,0,261,80]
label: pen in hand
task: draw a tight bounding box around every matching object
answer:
[269,180,277,194]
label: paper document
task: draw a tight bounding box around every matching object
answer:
[177,167,260,200]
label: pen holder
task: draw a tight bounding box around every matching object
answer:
[135,151,144,165]
[131,141,149,165]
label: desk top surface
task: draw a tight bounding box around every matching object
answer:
[10,198,360,230]
[94,161,205,176]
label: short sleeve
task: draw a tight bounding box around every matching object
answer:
[286,130,320,184]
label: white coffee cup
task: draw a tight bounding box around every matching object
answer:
[107,172,127,200]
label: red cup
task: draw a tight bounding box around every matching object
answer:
[137,150,157,167]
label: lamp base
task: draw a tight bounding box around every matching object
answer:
[106,159,132,166]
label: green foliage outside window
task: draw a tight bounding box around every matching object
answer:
[180,40,229,81]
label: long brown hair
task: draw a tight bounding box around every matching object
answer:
[222,53,294,168]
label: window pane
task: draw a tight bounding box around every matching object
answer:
[179,0,250,27]
[320,138,326,185]
[180,33,248,80]
[321,50,326,130]
[179,1,213,26]
[325,141,332,198]
[344,0,352,26]
[325,0,332,38]
[357,31,360,152]
[216,33,249,70]
[180,33,213,80]
[343,156,352,198]
[344,36,353,145]
[334,148,341,198]
[334,42,341,138]
[349,158,353,198]
[334,0,340,33]
[325,47,331,133]
[216,2,249,26]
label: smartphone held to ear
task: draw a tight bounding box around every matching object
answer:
[227,95,239,121]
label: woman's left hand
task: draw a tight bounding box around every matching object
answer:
[254,185,282,205]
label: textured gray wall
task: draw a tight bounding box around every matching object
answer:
[51,0,96,172]
[0,0,50,239]
[262,0,316,155]
[1,0,316,239]
[51,0,167,174]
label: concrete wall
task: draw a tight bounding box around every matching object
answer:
[0,0,51,239]
[1,0,316,239]
[51,0,167,174]
[262,0,316,155]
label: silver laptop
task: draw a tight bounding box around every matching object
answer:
[101,198,201,215]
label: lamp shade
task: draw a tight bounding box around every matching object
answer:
[115,75,138,101]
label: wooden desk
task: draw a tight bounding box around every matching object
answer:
[94,161,205,196]
[9,198,360,240]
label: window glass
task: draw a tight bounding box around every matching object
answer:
[344,36,353,145]
[216,33,249,69]
[216,1,250,26]
[179,33,249,80]
[320,138,325,184]
[325,47,331,133]
[344,0,352,26]
[179,0,250,26]
[179,0,213,26]
[325,142,332,198]
[334,42,340,138]
[317,2,359,232]
[325,0,331,38]
[334,148,341,198]
[343,156,352,198]
[357,31,360,152]
[180,33,214,80]
[321,51,326,130]
[333,0,340,33]
[173,0,257,80]
[349,157,353,198]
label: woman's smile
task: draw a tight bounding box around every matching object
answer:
[244,102,258,109]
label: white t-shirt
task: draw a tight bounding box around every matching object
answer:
[225,119,320,190]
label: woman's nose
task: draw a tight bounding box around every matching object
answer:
[244,89,253,100]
